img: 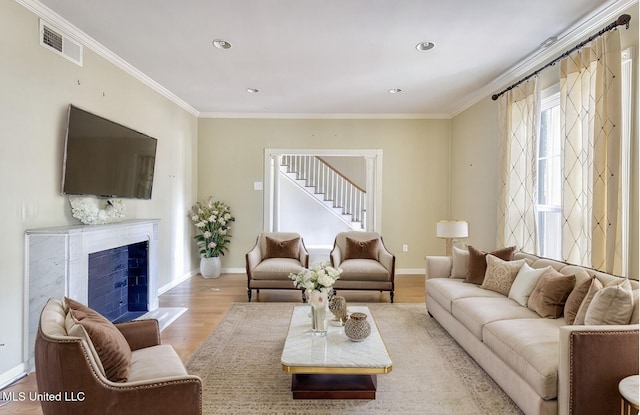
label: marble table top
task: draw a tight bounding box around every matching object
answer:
[619,375,639,406]
[281,305,392,374]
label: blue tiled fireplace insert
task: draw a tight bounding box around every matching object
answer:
[88,241,149,323]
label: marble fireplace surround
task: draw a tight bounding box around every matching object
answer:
[24,219,159,370]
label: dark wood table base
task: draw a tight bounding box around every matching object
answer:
[291,373,377,399]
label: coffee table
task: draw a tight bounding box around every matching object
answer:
[281,305,392,399]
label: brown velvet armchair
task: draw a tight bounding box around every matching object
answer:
[34,298,201,415]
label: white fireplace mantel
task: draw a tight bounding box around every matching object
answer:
[24,219,159,369]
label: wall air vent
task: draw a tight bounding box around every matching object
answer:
[39,20,83,66]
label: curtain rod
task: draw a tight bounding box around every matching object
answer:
[491,14,631,101]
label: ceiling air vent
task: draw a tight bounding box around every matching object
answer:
[39,20,83,66]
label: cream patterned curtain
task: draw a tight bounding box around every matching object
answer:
[497,78,540,253]
[560,31,623,274]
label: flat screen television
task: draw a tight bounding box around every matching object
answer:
[62,105,158,200]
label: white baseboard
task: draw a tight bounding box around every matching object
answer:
[396,268,425,275]
[0,363,28,390]
[221,268,246,274]
[157,270,198,295]
[191,267,424,276]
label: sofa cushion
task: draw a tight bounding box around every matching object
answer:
[452,297,539,340]
[564,277,594,325]
[483,318,565,400]
[584,279,634,325]
[339,259,389,281]
[345,237,379,260]
[426,278,503,314]
[128,344,188,382]
[265,236,299,259]
[451,246,469,279]
[466,246,515,285]
[65,297,132,382]
[250,258,305,280]
[508,263,551,307]
[573,277,604,325]
[527,269,575,319]
[481,255,526,296]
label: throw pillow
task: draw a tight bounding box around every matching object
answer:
[564,277,595,325]
[508,263,551,307]
[584,279,634,325]
[265,236,300,259]
[465,245,516,285]
[345,237,379,260]
[527,269,576,319]
[481,255,526,296]
[631,289,639,325]
[573,278,604,325]
[450,246,469,279]
[65,297,132,382]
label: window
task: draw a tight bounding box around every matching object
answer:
[536,88,562,259]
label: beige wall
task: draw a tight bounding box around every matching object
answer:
[0,2,198,378]
[450,98,500,250]
[197,118,451,270]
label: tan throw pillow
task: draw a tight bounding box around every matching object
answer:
[573,278,604,325]
[65,297,132,382]
[265,236,300,259]
[527,269,576,318]
[508,263,551,307]
[564,277,595,325]
[584,279,634,325]
[345,237,379,260]
[481,255,525,296]
[631,289,639,325]
[466,245,516,285]
[451,246,469,279]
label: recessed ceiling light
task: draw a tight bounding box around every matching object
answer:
[389,88,402,94]
[212,39,232,49]
[415,41,435,51]
[246,88,259,93]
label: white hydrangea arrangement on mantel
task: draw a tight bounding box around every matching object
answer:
[69,196,126,225]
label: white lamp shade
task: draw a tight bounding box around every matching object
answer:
[436,220,468,238]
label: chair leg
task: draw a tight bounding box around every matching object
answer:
[301,290,307,303]
[247,289,252,302]
[390,291,394,303]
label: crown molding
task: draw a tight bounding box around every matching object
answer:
[198,112,451,120]
[450,0,638,117]
[16,0,200,118]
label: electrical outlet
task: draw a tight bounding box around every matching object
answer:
[402,244,408,252]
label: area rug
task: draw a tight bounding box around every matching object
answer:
[186,303,523,414]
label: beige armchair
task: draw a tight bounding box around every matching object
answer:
[330,231,396,302]
[245,232,309,302]
[35,298,201,415]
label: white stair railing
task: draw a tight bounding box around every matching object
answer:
[281,155,366,229]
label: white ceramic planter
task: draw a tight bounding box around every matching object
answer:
[200,256,222,278]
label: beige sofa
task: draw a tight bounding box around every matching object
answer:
[35,298,201,415]
[330,231,395,302]
[425,251,639,415]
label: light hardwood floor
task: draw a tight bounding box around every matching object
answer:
[0,273,425,414]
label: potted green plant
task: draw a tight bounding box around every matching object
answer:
[189,197,235,278]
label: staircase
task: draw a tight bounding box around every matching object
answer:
[280,155,366,230]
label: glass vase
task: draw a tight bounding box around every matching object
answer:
[309,289,329,336]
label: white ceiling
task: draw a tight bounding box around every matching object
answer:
[32,0,625,117]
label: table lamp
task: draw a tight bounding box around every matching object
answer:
[436,220,469,256]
